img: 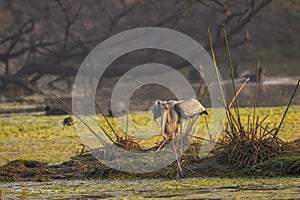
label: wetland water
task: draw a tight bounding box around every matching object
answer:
[1,178,300,199]
[222,76,300,107]
[198,76,300,107]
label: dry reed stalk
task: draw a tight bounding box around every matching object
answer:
[88,92,118,139]
[207,25,292,169]
[274,78,300,139]
[53,94,113,145]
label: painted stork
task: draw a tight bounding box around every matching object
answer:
[151,98,208,138]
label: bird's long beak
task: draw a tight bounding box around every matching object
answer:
[201,110,208,115]
[161,109,167,135]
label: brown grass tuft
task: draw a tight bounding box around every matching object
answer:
[207,25,300,169]
[215,114,285,169]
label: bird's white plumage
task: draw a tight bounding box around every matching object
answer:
[150,98,207,137]
[151,100,166,122]
[174,98,206,119]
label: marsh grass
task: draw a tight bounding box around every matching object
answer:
[216,77,298,169]
[0,105,299,181]
[1,27,299,179]
[209,25,300,169]
[55,94,177,155]
[50,23,300,173]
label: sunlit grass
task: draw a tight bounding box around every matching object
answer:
[0,102,38,110]
[0,105,299,167]
[0,113,80,166]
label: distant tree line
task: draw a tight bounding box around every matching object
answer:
[0,0,272,94]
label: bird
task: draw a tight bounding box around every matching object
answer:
[151,99,178,138]
[63,117,74,126]
[160,103,180,139]
[45,105,67,116]
[151,98,208,139]
[242,67,265,83]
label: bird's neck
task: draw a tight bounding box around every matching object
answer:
[165,109,171,122]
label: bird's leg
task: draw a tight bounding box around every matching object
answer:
[163,134,168,141]
[180,121,185,135]
[161,127,168,141]
[161,109,168,140]
[179,121,185,157]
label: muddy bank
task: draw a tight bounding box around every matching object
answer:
[1,146,300,182]
[2,178,300,199]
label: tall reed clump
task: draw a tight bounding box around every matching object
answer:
[210,25,300,169]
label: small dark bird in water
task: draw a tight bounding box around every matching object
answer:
[63,117,74,126]
[45,106,67,116]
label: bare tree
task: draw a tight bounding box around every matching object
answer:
[197,0,272,48]
[0,0,272,95]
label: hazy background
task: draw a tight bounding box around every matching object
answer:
[0,0,299,109]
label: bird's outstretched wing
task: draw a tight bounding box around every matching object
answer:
[151,104,161,122]
[151,99,180,121]
[174,98,207,119]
